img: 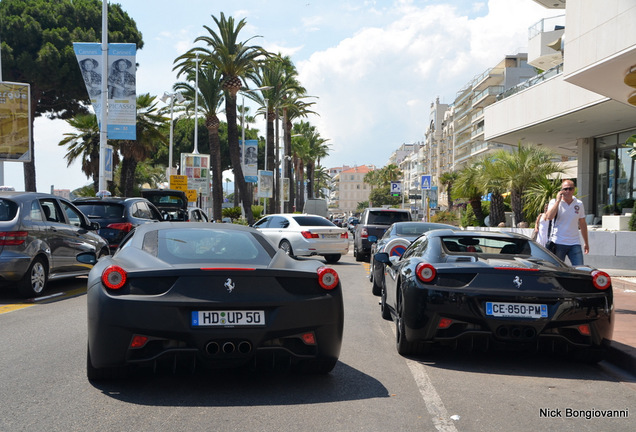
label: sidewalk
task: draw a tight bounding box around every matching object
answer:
[604,270,636,375]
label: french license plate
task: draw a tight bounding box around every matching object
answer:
[322,233,338,239]
[485,302,548,319]
[192,310,265,326]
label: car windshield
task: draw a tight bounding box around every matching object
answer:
[0,199,18,221]
[293,216,335,227]
[143,228,272,265]
[74,203,124,218]
[367,210,410,225]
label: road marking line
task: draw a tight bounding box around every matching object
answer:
[0,304,33,314]
[388,324,458,431]
[406,358,459,432]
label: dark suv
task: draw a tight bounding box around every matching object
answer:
[74,197,163,252]
[353,208,412,262]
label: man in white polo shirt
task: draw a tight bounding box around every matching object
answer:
[545,179,589,265]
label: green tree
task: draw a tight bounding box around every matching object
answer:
[453,162,486,226]
[478,157,506,227]
[368,186,401,207]
[490,144,562,225]
[173,59,225,221]
[189,13,267,224]
[0,0,142,191]
[439,171,459,211]
[118,94,167,197]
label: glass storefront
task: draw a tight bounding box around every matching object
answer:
[595,130,636,217]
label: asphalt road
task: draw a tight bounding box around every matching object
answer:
[1,252,635,432]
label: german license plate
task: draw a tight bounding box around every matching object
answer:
[485,302,548,319]
[192,310,265,326]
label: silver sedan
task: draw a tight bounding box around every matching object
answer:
[253,214,349,263]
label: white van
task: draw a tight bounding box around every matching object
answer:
[303,199,328,218]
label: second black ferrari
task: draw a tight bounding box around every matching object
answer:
[375,229,613,362]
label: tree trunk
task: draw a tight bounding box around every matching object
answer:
[121,157,137,197]
[297,160,305,212]
[24,96,38,191]
[511,189,524,225]
[207,117,223,222]
[266,111,275,214]
[285,118,295,213]
[226,91,254,224]
[470,198,485,226]
[489,191,506,226]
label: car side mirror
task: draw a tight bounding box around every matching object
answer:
[76,252,97,265]
[90,221,100,230]
[374,252,390,264]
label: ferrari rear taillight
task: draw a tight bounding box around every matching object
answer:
[591,270,611,290]
[301,231,319,239]
[317,266,339,290]
[130,335,149,348]
[360,228,368,239]
[416,262,436,283]
[0,231,27,246]
[102,265,127,289]
[107,222,133,232]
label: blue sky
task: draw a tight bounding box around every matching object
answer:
[4,0,561,191]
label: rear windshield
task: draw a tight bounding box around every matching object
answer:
[367,210,410,225]
[293,216,335,227]
[74,203,124,219]
[143,228,273,266]
[145,194,186,208]
[0,199,18,221]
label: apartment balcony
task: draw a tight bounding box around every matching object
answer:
[473,67,504,92]
[473,85,504,109]
[471,108,484,124]
[527,15,565,70]
[471,124,485,140]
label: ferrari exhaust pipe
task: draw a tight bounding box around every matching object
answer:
[206,341,220,355]
[238,341,252,354]
[222,342,235,354]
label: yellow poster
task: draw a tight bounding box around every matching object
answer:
[0,82,31,162]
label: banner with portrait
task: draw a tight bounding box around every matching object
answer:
[240,139,258,182]
[257,170,273,198]
[0,81,31,162]
[73,42,137,140]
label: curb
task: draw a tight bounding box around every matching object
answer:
[606,341,636,374]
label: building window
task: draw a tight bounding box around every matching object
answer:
[595,131,636,216]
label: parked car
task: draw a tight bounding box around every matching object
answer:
[140,189,189,221]
[368,221,455,296]
[188,207,209,222]
[353,207,411,262]
[375,229,613,362]
[73,197,163,252]
[0,191,109,297]
[346,217,359,234]
[253,214,349,264]
[84,222,344,379]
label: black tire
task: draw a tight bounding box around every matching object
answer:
[371,263,382,296]
[354,245,364,262]
[86,346,128,381]
[296,358,337,374]
[381,286,392,320]
[279,240,294,257]
[396,290,419,356]
[324,254,341,264]
[18,257,48,298]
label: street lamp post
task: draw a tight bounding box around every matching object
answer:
[160,91,185,179]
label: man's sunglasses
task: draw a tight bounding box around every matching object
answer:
[561,187,574,191]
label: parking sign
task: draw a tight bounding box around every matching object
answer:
[391,181,401,195]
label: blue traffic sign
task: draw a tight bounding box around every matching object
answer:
[421,175,431,190]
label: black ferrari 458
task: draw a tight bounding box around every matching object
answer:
[374,229,613,362]
[83,222,344,380]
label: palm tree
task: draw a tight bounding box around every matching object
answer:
[305,130,330,199]
[59,114,120,193]
[188,13,267,224]
[453,162,486,226]
[312,165,331,198]
[285,96,317,211]
[118,94,168,197]
[478,157,506,227]
[291,121,313,211]
[439,171,459,211]
[491,144,563,225]
[524,175,562,223]
[173,60,225,221]
[379,164,402,187]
